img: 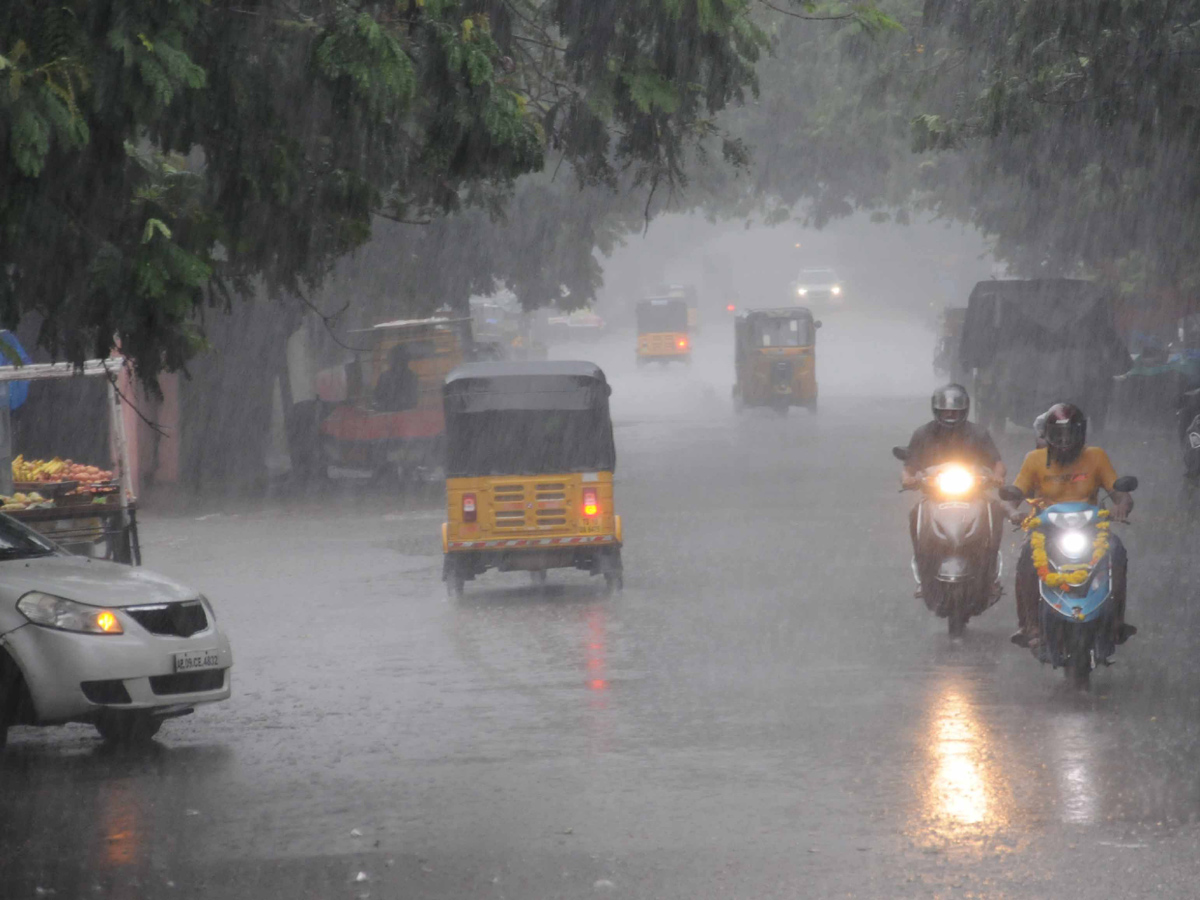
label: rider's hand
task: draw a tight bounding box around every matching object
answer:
[901,474,919,491]
[1009,510,1026,526]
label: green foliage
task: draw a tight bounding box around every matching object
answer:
[1,0,764,382]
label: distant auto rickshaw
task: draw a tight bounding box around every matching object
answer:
[316,317,472,478]
[441,361,624,597]
[733,307,820,414]
[636,297,691,365]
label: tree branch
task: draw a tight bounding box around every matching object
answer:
[757,0,856,22]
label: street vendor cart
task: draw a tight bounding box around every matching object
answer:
[0,358,140,564]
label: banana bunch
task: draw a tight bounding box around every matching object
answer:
[12,455,67,482]
[1,491,49,511]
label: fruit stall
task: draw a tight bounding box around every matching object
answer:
[0,358,141,564]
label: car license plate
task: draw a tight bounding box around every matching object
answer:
[174,649,221,673]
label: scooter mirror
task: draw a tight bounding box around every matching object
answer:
[998,485,1025,503]
[1112,475,1138,493]
[891,446,909,461]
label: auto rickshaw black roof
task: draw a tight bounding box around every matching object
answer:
[444,361,612,412]
[736,306,816,320]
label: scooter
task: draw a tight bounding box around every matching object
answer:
[999,477,1137,685]
[893,447,1003,636]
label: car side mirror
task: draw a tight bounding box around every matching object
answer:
[998,485,1025,503]
[891,446,909,461]
[815,320,823,329]
[1112,475,1138,493]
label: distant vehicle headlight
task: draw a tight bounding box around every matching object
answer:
[797,287,808,297]
[17,591,124,635]
[831,285,842,296]
[1057,531,1091,559]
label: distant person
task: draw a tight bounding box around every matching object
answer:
[373,346,419,412]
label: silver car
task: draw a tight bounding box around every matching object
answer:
[0,515,232,748]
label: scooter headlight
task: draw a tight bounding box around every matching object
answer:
[934,466,974,497]
[1057,530,1091,559]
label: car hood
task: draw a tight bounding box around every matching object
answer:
[0,555,197,608]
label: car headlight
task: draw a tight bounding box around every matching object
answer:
[1057,530,1091,559]
[797,288,808,297]
[16,591,124,635]
[831,285,842,296]
[934,466,975,496]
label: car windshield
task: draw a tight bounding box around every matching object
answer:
[800,269,837,283]
[756,317,813,347]
[0,514,57,558]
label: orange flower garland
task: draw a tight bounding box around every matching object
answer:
[1025,510,1110,589]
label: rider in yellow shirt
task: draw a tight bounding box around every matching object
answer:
[1006,403,1134,647]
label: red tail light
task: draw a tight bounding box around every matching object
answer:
[676,337,688,350]
[726,304,736,312]
[582,488,599,517]
[462,493,477,523]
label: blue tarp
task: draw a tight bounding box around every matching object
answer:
[0,332,31,411]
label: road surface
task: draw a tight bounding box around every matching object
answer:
[4,314,1200,898]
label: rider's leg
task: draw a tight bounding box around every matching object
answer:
[1011,539,1040,645]
[909,503,922,597]
[986,501,1005,598]
[1109,534,1136,642]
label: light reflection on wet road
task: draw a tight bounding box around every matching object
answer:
[4,320,1200,897]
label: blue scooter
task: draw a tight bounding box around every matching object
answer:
[1001,477,1137,685]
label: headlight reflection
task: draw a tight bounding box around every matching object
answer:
[916,680,1011,848]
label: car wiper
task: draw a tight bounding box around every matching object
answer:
[0,547,55,559]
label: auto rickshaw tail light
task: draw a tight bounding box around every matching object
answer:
[462,493,477,523]
[677,337,688,350]
[582,488,599,517]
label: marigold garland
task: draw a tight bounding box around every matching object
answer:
[1025,509,1110,589]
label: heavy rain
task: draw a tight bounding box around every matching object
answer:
[3,2,1200,898]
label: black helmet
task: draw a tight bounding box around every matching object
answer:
[1044,402,1087,465]
[932,383,970,429]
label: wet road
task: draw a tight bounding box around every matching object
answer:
[5,316,1200,898]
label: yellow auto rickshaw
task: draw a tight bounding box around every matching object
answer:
[441,361,624,597]
[636,296,691,365]
[732,307,821,414]
[317,317,472,476]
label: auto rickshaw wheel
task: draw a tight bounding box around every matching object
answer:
[806,397,818,414]
[95,712,163,746]
[445,561,465,600]
[604,571,624,594]
[530,570,548,587]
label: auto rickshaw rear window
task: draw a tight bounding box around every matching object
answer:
[637,300,688,333]
[446,408,615,477]
[757,317,812,347]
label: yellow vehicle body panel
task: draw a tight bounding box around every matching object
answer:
[738,345,818,406]
[445,472,619,552]
[637,332,691,360]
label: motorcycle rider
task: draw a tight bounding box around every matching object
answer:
[900,384,1007,595]
[1005,402,1136,647]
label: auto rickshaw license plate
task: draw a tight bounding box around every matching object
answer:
[174,649,221,672]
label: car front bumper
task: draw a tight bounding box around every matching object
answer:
[2,619,233,724]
